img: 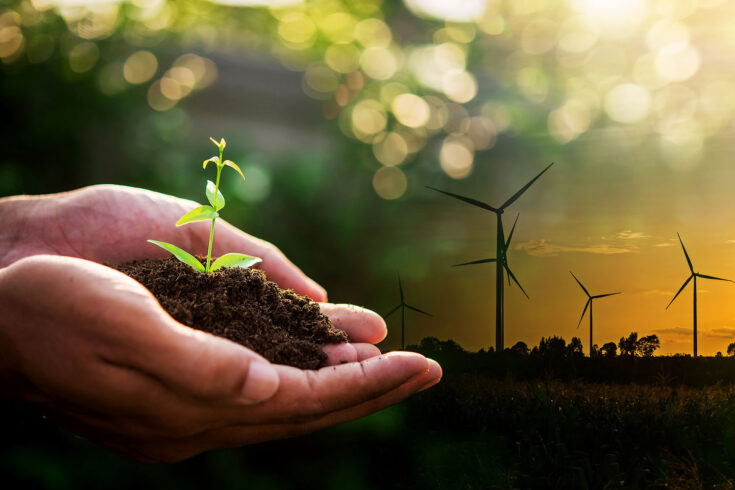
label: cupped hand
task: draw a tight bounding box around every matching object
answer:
[0,256,440,462]
[0,186,442,460]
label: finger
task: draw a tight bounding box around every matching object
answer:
[353,343,382,361]
[322,343,381,365]
[213,221,327,301]
[235,352,429,424]
[417,359,442,391]
[182,358,442,455]
[318,304,387,344]
[322,343,357,364]
[128,324,281,405]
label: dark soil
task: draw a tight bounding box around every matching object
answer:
[113,257,347,369]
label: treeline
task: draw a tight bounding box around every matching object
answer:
[407,335,735,386]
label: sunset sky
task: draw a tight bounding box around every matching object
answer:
[385,150,735,356]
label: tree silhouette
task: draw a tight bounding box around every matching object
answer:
[601,342,617,358]
[619,332,639,357]
[567,337,584,357]
[727,342,735,356]
[510,341,529,355]
[637,335,661,357]
[538,336,567,358]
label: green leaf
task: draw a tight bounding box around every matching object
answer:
[176,205,218,226]
[147,240,205,272]
[209,253,262,272]
[223,160,245,180]
[209,136,226,149]
[205,180,225,211]
[202,156,218,169]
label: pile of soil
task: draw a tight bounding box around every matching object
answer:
[113,257,347,369]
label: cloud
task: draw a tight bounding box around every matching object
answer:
[617,230,649,240]
[653,242,674,247]
[641,289,674,296]
[653,326,735,341]
[726,240,735,245]
[515,239,639,257]
[654,326,691,337]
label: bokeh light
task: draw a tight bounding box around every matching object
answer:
[373,166,407,199]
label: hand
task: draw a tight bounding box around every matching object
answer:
[0,186,442,460]
[0,255,440,462]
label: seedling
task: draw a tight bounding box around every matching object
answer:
[148,137,262,273]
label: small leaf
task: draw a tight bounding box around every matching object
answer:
[209,137,226,150]
[176,205,218,226]
[223,160,245,180]
[210,253,262,272]
[205,180,225,211]
[148,240,205,272]
[202,156,218,169]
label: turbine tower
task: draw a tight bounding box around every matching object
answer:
[427,162,553,351]
[570,271,620,356]
[384,274,432,350]
[666,233,734,357]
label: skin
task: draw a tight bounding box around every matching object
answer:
[0,185,441,462]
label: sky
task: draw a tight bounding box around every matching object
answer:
[362,0,735,356]
[386,146,735,356]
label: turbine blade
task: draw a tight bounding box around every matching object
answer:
[405,304,433,317]
[697,273,735,283]
[666,275,693,310]
[570,271,590,297]
[505,213,520,250]
[500,162,554,210]
[577,299,591,328]
[398,272,404,303]
[677,233,694,273]
[506,265,530,299]
[452,258,497,267]
[384,304,401,318]
[593,292,621,299]
[425,186,496,212]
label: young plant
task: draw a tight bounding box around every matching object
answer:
[148,137,262,273]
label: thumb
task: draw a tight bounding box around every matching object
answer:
[129,315,281,405]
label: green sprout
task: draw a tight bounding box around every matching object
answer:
[148,137,262,273]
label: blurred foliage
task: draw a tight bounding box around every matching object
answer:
[6,0,735,196]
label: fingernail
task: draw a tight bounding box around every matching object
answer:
[243,361,279,403]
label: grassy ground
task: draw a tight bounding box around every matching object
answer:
[5,371,735,489]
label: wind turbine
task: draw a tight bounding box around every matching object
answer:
[427,162,553,351]
[666,233,734,357]
[453,213,529,296]
[570,271,620,356]
[384,274,432,350]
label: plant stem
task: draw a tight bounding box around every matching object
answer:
[205,149,224,273]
